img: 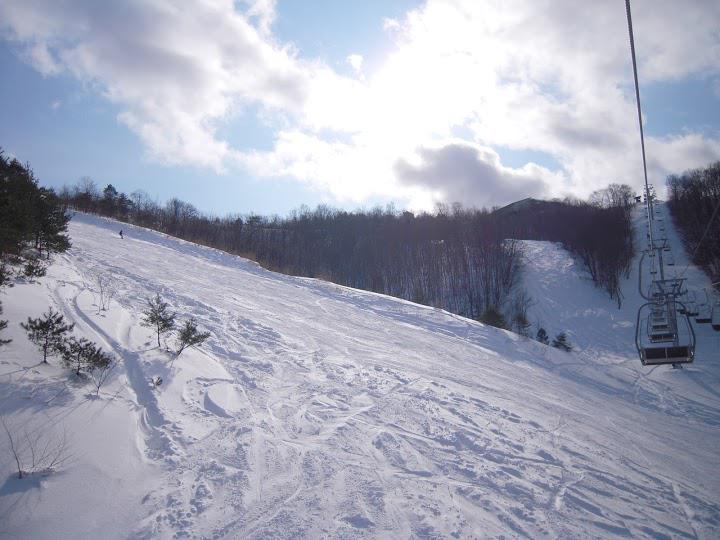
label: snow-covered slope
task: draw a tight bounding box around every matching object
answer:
[1,210,718,539]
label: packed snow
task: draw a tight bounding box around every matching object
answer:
[1,206,718,538]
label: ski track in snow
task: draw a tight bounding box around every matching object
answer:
[0,206,718,539]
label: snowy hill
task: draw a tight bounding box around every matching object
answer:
[1,209,719,538]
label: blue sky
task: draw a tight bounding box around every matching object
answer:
[1,0,719,216]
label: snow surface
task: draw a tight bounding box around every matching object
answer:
[0,206,718,538]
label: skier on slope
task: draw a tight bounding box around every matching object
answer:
[119,229,124,239]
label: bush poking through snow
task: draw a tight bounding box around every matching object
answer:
[90,357,116,396]
[21,308,74,363]
[0,302,10,346]
[62,336,112,377]
[479,306,507,329]
[536,327,549,345]
[1,416,72,479]
[141,293,176,348]
[23,256,47,280]
[176,318,211,356]
[0,261,11,288]
[94,274,117,313]
[552,332,572,352]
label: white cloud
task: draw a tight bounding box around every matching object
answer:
[0,0,308,171]
[394,142,557,208]
[382,18,400,31]
[346,54,363,75]
[1,0,719,209]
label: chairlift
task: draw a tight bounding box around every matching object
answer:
[711,285,720,331]
[636,299,695,366]
[680,291,699,317]
[627,0,696,367]
[712,302,720,331]
[695,290,712,323]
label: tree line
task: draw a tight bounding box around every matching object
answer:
[60,180,531,330]
[667,161,720,288]
[58,178,639,326]
[1,150,71,345]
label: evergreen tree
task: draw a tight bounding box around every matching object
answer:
[21,308,74,363]
[552,332,572,352]
[176,317,211,355]
[0,262,10,288]
[479,306,507,329]
[536,327,549,345]
[23,256,47,279]
[0,151,70,260]
[0,302,10,346]
[62,336,112,376]
[141,293,176,348]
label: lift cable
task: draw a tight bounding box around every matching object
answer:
[625,0,653,246]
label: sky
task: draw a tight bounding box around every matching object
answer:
[1,0,719,216]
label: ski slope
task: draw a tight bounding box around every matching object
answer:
[1,209,719,539]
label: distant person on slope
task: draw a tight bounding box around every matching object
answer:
[119,229,124,239]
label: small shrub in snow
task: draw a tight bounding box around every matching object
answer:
[513,313,532,337]
[90,357,116,396]
[0,261,11,288]
[536,327,549,345]
[23,256,47,280]
[2,416,72,479]
[21,308,74,363]
[141,293,176,348]
[62,336,112,377]
[552,332,572,352]
[0,302,10,346]
[94,274,117,313]
[175,317,211,356]
[479,306,507,329]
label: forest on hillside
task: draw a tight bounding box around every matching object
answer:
[56,176,636,329]
[667,161,720,288]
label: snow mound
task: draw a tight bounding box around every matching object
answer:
[203,383,246,416]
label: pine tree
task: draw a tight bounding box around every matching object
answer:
[62,337,112,376]
[536,327,549,345]
[479,306,507,329]
[552,332,572,352]
[141,293,176,348]
[21,308,74,363]
[0,302,10,346]
[176,318,211,356]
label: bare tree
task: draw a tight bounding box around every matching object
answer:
[2,417,72,479]
[94,274,117,313]
[90,358,116,396]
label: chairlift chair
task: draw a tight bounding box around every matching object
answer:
[696,290,712,323]
[636,300,695,366]
[711,299,720,331]
[680,291,699,317]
